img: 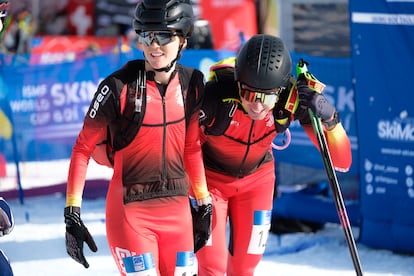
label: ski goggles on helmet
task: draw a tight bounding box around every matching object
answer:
[137,31,178,46]
[239,83,283,106]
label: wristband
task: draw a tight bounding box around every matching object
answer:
[323,111,340,129]
[197,196,212,206]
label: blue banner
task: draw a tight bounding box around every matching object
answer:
[350,0,414,253]
[1,50,357,168]
[274,53,358,176]
[0,49,234,162]
[1,50,358,170]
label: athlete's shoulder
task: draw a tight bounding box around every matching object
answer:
[109,59,145,83]
[98,59,144,94]
[179,64,202,74]
[177,64,204,82]
[208,57,236,82]
[205,78,238,100]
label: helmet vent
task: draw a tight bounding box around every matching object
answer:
[235,34,292,90]
[133,0,194,37]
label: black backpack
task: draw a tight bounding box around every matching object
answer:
[91,61,196,167]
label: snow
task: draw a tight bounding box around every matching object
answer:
[0,160,412,276]
[0,160,113,192]
[2,193,414,276]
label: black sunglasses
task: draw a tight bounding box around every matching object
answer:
[137,31,178,46]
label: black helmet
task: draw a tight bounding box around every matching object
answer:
[133,0,194,38]
[235,34,292,90]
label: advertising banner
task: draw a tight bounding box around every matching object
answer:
[0,49,234,162]
[274,53,358,176]
[200,0,257,51]
[350,0,414,252]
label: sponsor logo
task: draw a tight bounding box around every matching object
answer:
[378,119,414,142]
[89,84,110,118]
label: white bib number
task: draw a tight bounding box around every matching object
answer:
[174,251,196,276]
[247,210,272,254]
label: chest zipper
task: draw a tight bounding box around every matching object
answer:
[237,120,255,178]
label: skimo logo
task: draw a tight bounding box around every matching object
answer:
[378,120,414,142]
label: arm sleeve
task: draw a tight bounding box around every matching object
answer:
[66,124,106,207]
[184,71,209,200]
[66,78,118,207]
[302,122,352,172]
[184,112,209,200]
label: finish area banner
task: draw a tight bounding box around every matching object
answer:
[349,0,414,252]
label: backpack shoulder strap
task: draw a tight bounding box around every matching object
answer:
[112,67,146,151]
[92,60,146,167]
[272,77,297,133]
[177,65,200,128]
[178,65,195,95]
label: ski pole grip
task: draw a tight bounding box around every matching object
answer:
[296,58,309,77]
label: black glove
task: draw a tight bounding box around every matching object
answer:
[0,197,14,236]
[190,197,213,253]
[64,206,98,268]
[296,74,336,123]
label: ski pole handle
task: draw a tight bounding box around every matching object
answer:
[296,58,308,77]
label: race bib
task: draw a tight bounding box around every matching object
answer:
[123,253,157,276]
[175,251,196,276]
[247,210,272,254]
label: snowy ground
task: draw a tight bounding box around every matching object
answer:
[2,193,414,276]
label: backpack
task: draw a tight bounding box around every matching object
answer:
[200,57,240,136]
[91,62,196,168]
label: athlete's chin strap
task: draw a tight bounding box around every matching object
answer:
[144,44,184,73]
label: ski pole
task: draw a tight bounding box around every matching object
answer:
[297,59,363,276]
[309,108,363,276]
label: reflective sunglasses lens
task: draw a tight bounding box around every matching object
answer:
[240,89,277,106]
[261,94,277,106]
[239,89,256,102]
[156,32,175,45]
[138,31,175,46]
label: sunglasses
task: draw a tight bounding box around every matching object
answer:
[137,31,178,46]
[239,84,283,106]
